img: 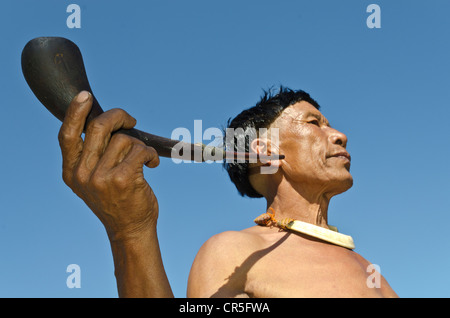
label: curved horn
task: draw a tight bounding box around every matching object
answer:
[21,37,284,162]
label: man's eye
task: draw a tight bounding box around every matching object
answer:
[308,120,320,126]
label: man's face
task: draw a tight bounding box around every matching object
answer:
[271,101,353,197]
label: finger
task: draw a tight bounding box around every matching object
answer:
[58,91,93,184]
[94,133,135,172]
[121,143,160,170]
[78,108,137,172]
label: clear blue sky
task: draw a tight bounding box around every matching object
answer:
[1,0,449,298]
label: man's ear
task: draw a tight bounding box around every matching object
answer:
[250,138,268,157]
[249,138,282,172]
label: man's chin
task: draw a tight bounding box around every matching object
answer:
[326,175,353,198]
[340,176,353,192]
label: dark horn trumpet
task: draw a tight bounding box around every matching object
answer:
[21,37,284,162]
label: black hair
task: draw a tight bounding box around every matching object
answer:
[223,86,320,198]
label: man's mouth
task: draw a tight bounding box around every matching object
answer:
[328,152,351,162]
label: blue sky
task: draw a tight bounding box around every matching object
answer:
[1,0,449,297]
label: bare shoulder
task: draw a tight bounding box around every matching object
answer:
[346,250,399,298]
[187,228,266,298]
[201,229,264,250]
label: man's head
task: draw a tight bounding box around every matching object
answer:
[224,86,352,199]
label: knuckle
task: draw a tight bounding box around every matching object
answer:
[111,172,129,189]
[131,143,152,160]
[110,108,136,127]
[86,118,107,135]
[111,132,132,146]
[90,172,107,190]
[58,129,74,145]
[73,166,89,186]
[109,108,133,125]
[132,142,147,153]
[110,108,128,118]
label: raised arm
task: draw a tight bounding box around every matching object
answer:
[58,91,173,297]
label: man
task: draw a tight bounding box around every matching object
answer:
[58,87,397,297]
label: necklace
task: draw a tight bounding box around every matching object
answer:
[254,208,355,250]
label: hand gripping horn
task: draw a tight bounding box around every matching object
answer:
[21,37,284,162]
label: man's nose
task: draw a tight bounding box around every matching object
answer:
[329,129,348,148]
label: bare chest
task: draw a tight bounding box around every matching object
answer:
[244,238,389,298]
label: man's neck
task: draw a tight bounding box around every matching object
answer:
[265,179,331,229]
